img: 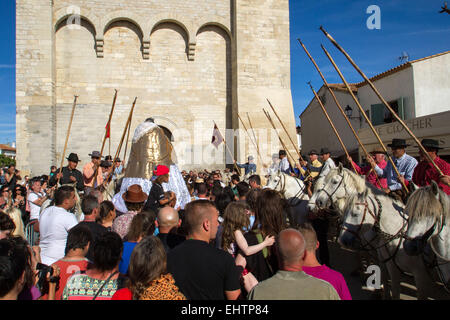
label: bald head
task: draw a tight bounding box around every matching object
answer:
[277,229,306,267]
[157,207,180,232]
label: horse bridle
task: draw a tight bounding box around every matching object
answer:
[313,172,347,210]
[341,194,409,265]
[404,213,448,262]
[272,173,307,207]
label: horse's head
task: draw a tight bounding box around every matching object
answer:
[404,181,449,257]
[308,164,348,212]
[265,170,282,192]
[338,189,378,250]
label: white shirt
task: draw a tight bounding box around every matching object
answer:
[319,157,336,178]
[39,206,78,265]
[278,157,290,173]
[27,191,44,221]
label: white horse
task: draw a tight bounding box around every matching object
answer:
[318,166,446,299]
[403,181,450,291]
[265,170,310,227]
[404,181,450,261]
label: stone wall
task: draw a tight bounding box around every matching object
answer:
[16,0,297,175]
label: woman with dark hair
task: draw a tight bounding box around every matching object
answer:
[13,185,28,226]
[97,200,116,231]
[0,211,15,239]
[0,236,37,300]
[119,213,155,275]
[245,188,261,230]
[62,231,123,300]
[112,236,185,300]
[236,189,288,284]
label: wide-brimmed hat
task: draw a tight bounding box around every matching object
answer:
[100,160,112,168]
[88,151,102,158]
[309,149,319,156]
[104,155,113,161]
[114,157,121,162]
[155,165,170,176]
[387,139,409,149]
[320,147,331,155]
[122,184,147,203]
[369,147,387,155]
[66,153,80,163]
[195,178,205,183]
[416,139,443,150]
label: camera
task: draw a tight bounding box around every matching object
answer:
[36,262,53,291]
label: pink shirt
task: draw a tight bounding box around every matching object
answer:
[303,265,352,300]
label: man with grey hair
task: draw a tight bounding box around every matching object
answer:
[248,228,340,300]
[156,206,185,252]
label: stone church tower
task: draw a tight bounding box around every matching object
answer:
[16,0,297,175]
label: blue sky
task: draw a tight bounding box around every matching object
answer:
[0,0,449,143]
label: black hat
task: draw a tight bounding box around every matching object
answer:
[387,139,409,149]
[100,160,112,168]
[279,150,287,156]
[308,149,319,155]
[417,139,443,150]
[104,155,113,161]
[114,157,121,162]
[88,151,102,158]
[66,153,80,162]
[320,147,330,155]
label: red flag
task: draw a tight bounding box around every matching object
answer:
[211,124,224,149]
[105,121,110,139]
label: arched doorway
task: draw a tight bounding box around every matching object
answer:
[160,126,174,142]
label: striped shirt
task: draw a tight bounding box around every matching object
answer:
[374,153,418,191]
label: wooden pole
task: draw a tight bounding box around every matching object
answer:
[309,83,358,174]
[266,99,305,163]
[262,108,296,169]
[122,107,133,166]
[320,26,447,184]
[321,44,409,192]
[213,120,240,173]
[298,38,383,184]
[237,113,265,167]
[57,95,78,186]
[100,89,118,155]
[114,97,137,166]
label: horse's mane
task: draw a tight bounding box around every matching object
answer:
[406,183,450,222]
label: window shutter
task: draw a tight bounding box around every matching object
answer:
[370,104,384,126]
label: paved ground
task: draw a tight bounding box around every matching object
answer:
[327,240,450,300]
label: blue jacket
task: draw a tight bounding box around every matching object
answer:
[236,162,257,175]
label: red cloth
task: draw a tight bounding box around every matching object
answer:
[412,156,450,195]
[155,165,169,176]
[105,121,110,139]
[352,160,388,189]
[112,288,133,300]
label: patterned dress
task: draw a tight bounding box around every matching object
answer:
[61,273,119,300]
[140,273,186,300]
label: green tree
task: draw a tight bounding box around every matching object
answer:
[0,154,16,168]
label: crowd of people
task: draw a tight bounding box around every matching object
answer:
[0,146,354,300]
[1,134,449,301]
